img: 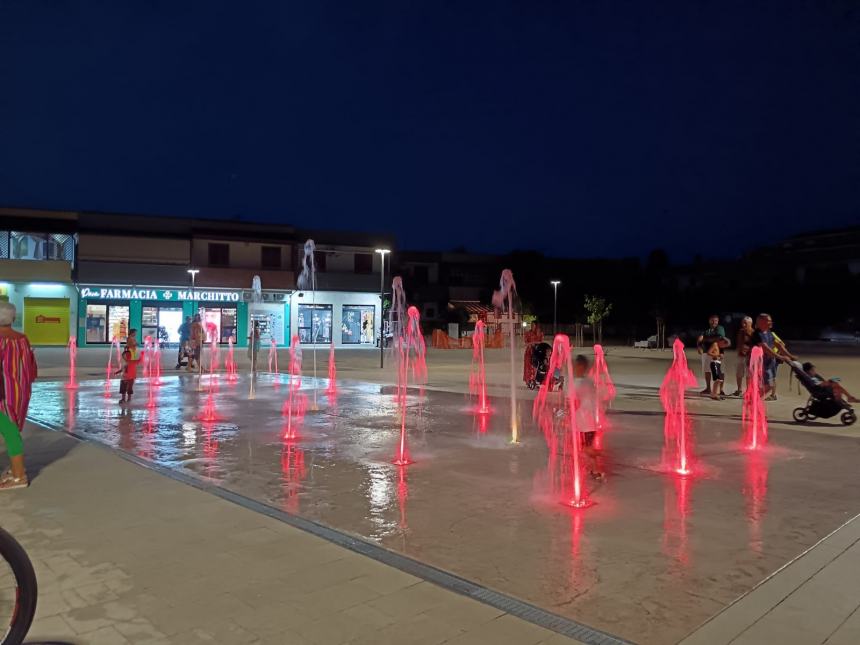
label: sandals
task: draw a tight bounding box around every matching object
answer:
[0,472,29,490]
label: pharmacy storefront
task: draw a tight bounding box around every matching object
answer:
[78,284,289,348]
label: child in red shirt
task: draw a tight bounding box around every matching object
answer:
[116,349,143,404]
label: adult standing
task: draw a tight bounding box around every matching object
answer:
[730,316,754,397]
[0,302,38,489]
[176,316,191,369]
[697,314,729,395]
[749,313,793,399]
[767,314,795,401]
[187,314,204,372]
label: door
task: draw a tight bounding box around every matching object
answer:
[23,297,69,345]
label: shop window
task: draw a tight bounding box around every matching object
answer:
[261,246,281,269]
[84,303,128,343]
[142,306,159,342]
[108,305,130,342]
[198,306,238,344]
[298,304,332,344]
[208,243,230,267]
[342,305,375,344]
[354,253,372,274]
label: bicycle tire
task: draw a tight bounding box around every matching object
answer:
[0,527,37,645]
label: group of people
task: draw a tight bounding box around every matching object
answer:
[175,314,205,372]
[697,314,857,405]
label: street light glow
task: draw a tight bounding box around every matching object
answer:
[551,280,560,286]
[375,248,390,255]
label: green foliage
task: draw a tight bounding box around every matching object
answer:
[584,295,612,325]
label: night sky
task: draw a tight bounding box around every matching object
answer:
[1,2,858,260]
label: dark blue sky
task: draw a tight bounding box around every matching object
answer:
[1,1,858,260]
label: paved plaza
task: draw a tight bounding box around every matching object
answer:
[3,344,860,644]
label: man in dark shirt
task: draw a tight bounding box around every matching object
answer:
[697,315,729,395]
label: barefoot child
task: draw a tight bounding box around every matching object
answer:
[706,342,725,400]
[115,348,143,404]
[573,354,605,481]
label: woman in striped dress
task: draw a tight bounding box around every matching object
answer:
[0,302,38,489]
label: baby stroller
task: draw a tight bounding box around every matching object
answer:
[789,362,857,426]
[524,342,563,391]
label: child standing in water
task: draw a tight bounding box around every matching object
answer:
[116,349,143,404]
[706,341,726,400]
[573,354,605,481]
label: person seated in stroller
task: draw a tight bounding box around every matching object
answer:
[525,342,563,390]
[788,360,857,426]
[801,362,859,404]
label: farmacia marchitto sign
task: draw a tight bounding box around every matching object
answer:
[79,286,241,302]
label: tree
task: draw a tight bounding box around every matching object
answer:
[584,295,612,345]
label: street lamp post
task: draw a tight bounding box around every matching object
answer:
[187,268,200,297]
[187,269,201,376]
[375,249,390,369]
[550,280,560,336]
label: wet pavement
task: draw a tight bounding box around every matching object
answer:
[28,374,860,645]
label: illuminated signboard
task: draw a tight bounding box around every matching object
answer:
[80,286,241,303]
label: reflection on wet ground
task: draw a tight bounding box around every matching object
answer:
[29,374,860,645]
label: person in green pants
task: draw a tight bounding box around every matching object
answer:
[0,302,38,490]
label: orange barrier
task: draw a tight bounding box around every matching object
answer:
[430,330,478,349]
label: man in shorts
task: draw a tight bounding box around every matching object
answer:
[697,315,729,395]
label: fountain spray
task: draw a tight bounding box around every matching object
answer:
[743,346,768,450]
[66,336,79,390]
[659,338,699,475]
[469,320,490,414]
[297,239,318,409]
[492,270,518,442]
[394,306,427,466]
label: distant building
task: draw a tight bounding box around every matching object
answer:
[0,208,79,345]
[0,208,393,348]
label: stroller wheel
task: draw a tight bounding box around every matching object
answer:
[792,407,808,423]
[527,380,537,390]
[841,410,857,426]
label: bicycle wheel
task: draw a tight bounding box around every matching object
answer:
[0,527,37,645]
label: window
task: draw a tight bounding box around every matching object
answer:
[354,253,372,274]
[261,246,281,269]
[298,304,332,344]
[85,304,107,343]
[342,306,375,344]
[315,251,326,272]
[208,243,230,266]
[142,305,159,342]
[85,303,129,343]
[198,306,238,343]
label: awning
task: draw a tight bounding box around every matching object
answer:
[448,300,493,315]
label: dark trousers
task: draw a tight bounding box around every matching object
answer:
[119,379,135,396]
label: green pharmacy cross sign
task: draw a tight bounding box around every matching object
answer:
[79,285,241,303]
